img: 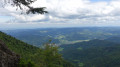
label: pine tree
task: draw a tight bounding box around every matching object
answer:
[32,41,63,67]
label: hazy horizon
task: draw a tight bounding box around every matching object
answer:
[1,0,120,29]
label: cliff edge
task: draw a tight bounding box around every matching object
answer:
[0,40,20,67]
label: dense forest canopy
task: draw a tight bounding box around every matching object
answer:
[60,39,120,67]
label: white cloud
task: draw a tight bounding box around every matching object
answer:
[1,0,120,28]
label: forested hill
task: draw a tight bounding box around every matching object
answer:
[105,37,120,44]
[2,29,120,67]
[0,39,20,67]
[0,31,38,60]
[4,27,120,46]
[0,31,74,67]
[60,39,120,67]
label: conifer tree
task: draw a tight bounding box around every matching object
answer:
[3,0,48,14]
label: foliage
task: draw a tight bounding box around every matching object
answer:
[0,31,74,67]
[32,41,74,67]
[18,59,36,67]
[3,0,48,14]
[0,31,38,60]
[60,39,120,67]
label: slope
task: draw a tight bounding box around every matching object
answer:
[0,40,20,67]
[60,39,120,67]
[105,36,120,44]
[0,31,38,60]
[0,31,74,67]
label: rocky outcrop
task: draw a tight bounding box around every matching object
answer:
[0,40,20,67]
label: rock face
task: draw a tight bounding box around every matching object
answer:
[0,40,20,67]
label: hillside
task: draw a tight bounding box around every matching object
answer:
[4,27,120,46]
[105,36,120,44]
[0,31,38,60]
[60,39,120,67]
[2,28,120,67]
[0,40,20,67]
[0,31,74,67]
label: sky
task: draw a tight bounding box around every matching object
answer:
[1,0,120,29]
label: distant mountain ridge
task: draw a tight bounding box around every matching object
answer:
[4,27,120,46]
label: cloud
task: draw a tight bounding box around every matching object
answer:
[1,0,120,27]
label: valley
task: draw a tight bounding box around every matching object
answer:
[2,27,120,67]
[3,27,120,46]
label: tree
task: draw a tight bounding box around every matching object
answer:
[3,0,48,14]
[32,41,63,67]
[18,59,36,67]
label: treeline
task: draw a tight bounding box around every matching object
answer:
[0,31,74,67]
